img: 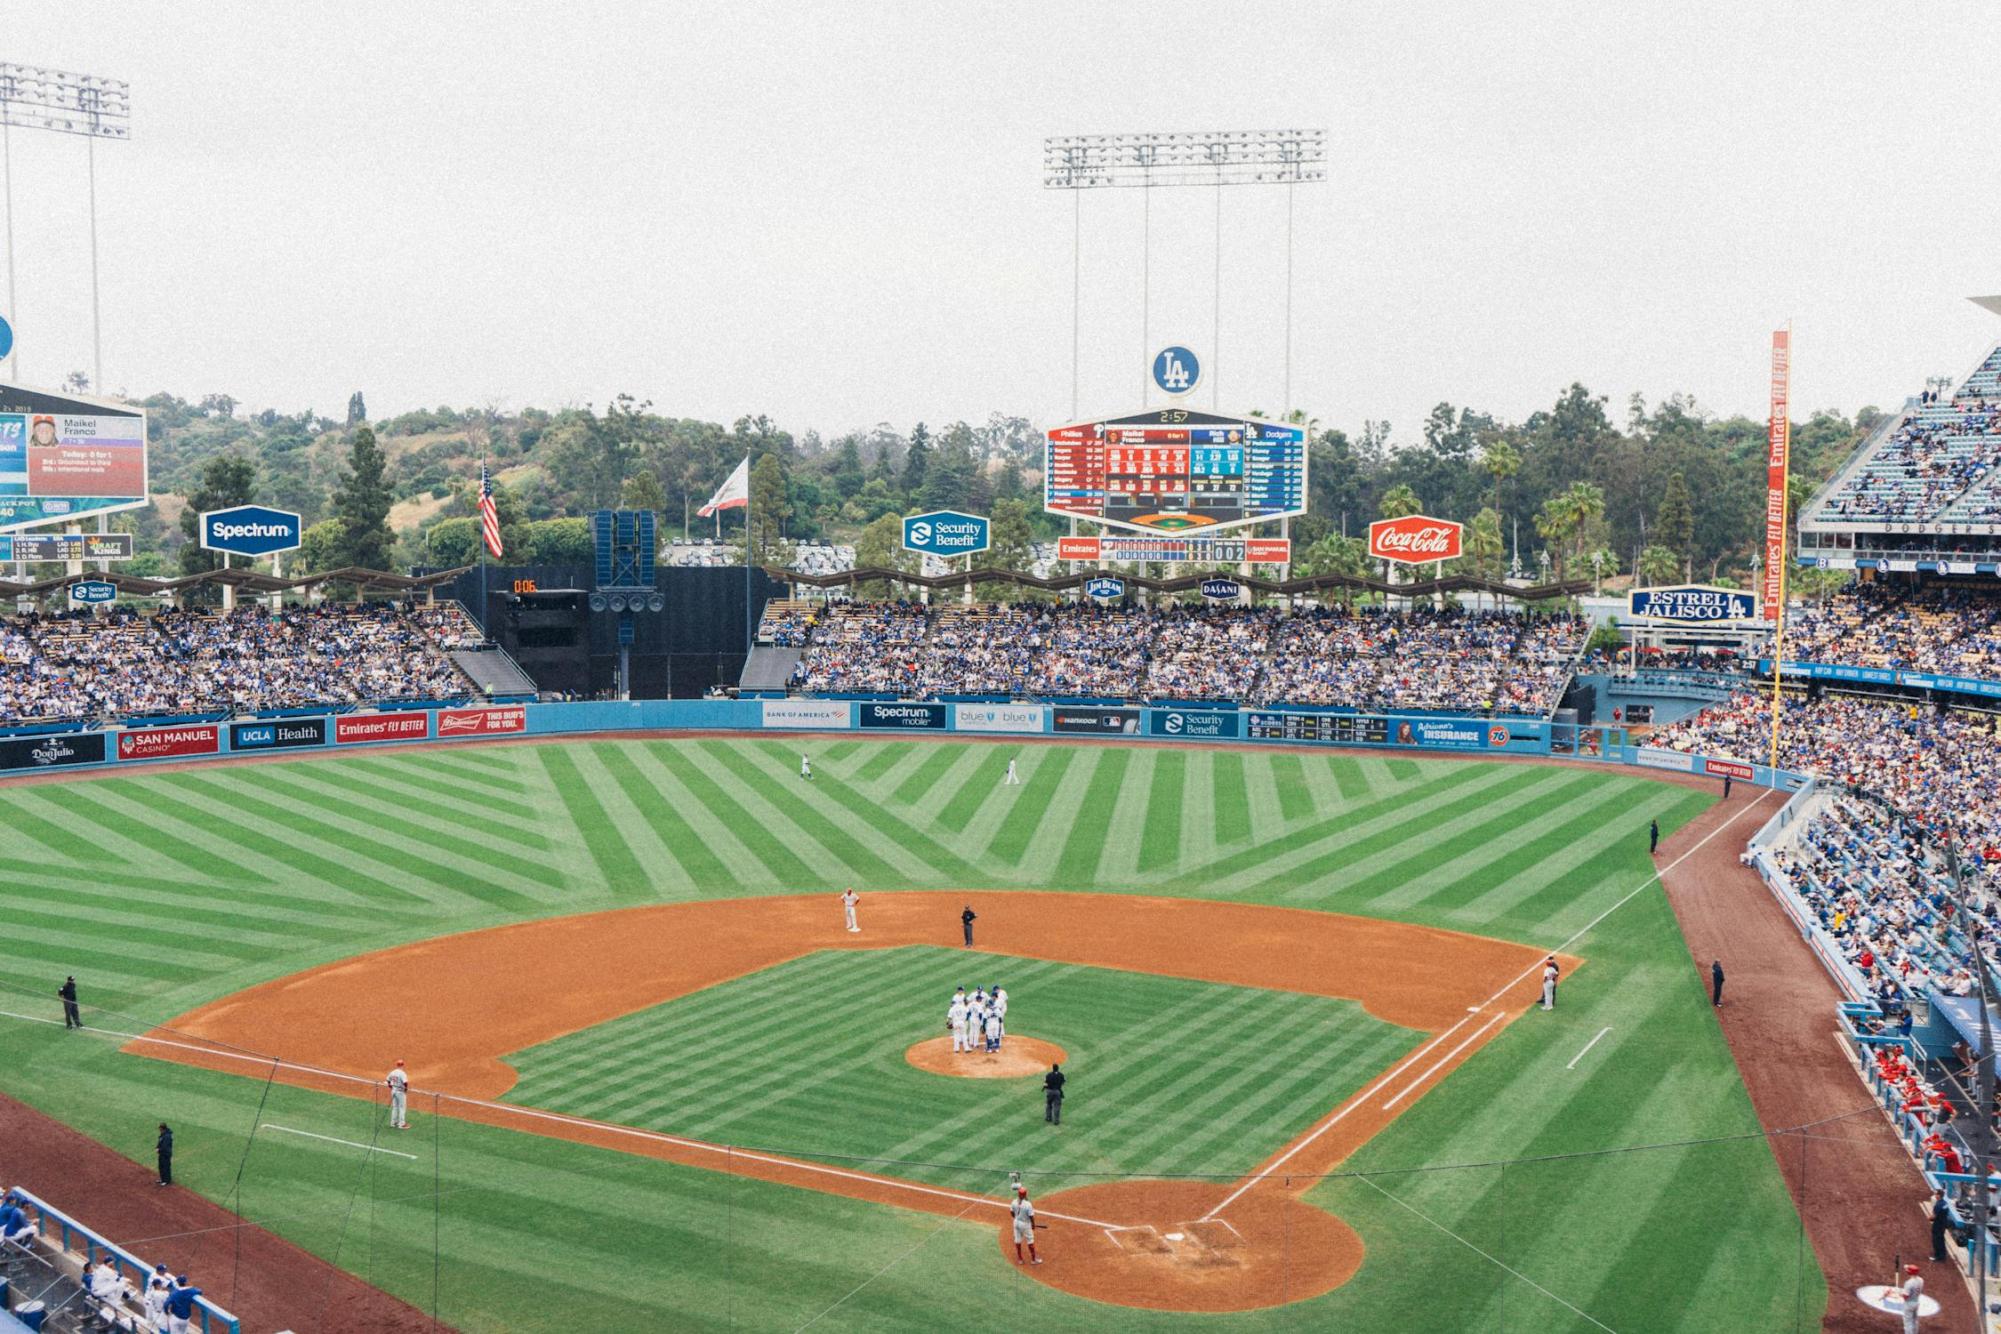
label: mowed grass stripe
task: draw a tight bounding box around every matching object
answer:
[924,747,1005,833]
[591,744,735,894]
[0,793,128,865]
[645,744,817,887]
[163,775,450,908]
[533,746,648,898]
[983,746,1077,867]
[0,877,368,941]
[890,743,963,807]
[290,760,549,849]
[705,743,912,887]
[53,786,273,885]
[391,750,533,797]
[245,768,567,895]
[1326,755,1369,804]
[1418,782,1665,924]
[1051,748,1133,885]
[1212,751,1251,845]
[853,743,909,783]
[339,753,543,821]
[0,897,305,960]
[1136,750,1187,874]
[1329,770,1601,903]
[1268,752,1314,822]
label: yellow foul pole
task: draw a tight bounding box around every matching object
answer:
[1765,328,1793,774]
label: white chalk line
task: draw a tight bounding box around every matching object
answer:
[1567,1027,1613,1071]
[1352,1173,1617,1332]
[261,1124,417,1160]
[0,1009,1127,1231]
[1382,1014,1504,1111]
[1199,788,1776,1221]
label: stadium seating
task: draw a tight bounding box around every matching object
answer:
[1813,347,2001,524]
[0,603,477,727]
[1783,584,2001,676]
[784,601,1586,714]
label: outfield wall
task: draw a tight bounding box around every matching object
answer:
[0,697,1812,793]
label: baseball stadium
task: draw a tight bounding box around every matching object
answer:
[4,10,2001,1334]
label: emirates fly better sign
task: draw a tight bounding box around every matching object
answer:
[1369,515,1463,564]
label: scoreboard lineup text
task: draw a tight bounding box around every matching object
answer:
[1046,409,1307,534]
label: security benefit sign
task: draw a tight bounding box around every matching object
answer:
[1148,709,1242,740]
[1627,585,1758,623]
[902,511,990,558]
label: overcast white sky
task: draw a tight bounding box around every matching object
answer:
[6,3,2000,444]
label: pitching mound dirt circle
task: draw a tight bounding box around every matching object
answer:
[905,1035,1064,1078]
[1010,1180,1363,1311]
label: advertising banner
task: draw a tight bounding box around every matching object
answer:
[1387,716,1486,749]
[0,731,108,772]
[1052,707,1141,735]
[116,724,220,761]
[859,702,946,729]
[0,386,149,530]
[1199,578,1241,600]
[1369,515,1462,564]
[0,533,132,562]
[761,700,852,730]
[1084,576,1125,600]
[1764,330,1791,623]
[1057,536,1101,561]
[952,704,1046,733]
[336,713,431,745]
[68,580,118,605]
[1634,747,1696,773]
[437,705,528,737]
[230,718,329,751]
[201,505,303,557]
[1628,585,1759,623]
[902,510,990,557]
[1148,709,1241,739]
[1704,757,1755,780]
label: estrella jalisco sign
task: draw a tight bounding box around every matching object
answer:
[1627,584,1758,623]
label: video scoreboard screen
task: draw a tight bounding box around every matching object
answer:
[1246,713,1389,745]
[1046,408,1307,534]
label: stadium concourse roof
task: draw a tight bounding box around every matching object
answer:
[0,563,474,598]
[1972,295,2001,319]
[771,564,1593,600]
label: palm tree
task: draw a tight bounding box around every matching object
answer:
[1638,545,1680,587]
[1467,507,1505,609]
[1481,439,1520,517]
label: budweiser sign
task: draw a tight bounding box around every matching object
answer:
[1369,515,1463,564]
[437,706,527,737]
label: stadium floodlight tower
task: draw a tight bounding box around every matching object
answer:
[1043,129,1325,416]
[0,62,130,391]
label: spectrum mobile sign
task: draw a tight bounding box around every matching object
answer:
[902,510,990,557]
[1628,584,1759,623]
[1369,514,1462,564]
[200,505,303,557]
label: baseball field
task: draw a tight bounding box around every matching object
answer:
[0,736,1823,1330]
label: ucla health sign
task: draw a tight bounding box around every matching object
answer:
[902,510,990,557]
[1628,584,1757,623]
[200,504,303,557]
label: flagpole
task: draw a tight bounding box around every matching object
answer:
[744,462,753,657]
[479,460,488,632]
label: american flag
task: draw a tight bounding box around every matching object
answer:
[478,462,503,559]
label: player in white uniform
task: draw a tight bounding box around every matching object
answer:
[387,1059,410,1130]
[1539,960,1557,1011]
[992,986,1008,1045]
[1004,758,1019,785]
[800,753,813,780]
[143,1264,171,1330]
[984,1009,1003,1053]
[1898,1264,1924,1334]
[840,888,860,932]
[1010,1186,1042,1264]
[948,998,970,1052]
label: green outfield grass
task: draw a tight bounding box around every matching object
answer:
[0,737,1823,1331]
[506,945,1420,1193]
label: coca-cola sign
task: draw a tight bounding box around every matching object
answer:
[1369,515,1463,564]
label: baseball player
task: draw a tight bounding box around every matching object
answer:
[1010,1185,1043,1264]
[1897,1263,1923,1334]
[984,1007,1003,1053]
[800,753,813,780]
[1003,758,1020,786]
[1539,959,1557,1011]
[840,887,860,933]
[144,1264,171,1330]
[387,1060,410,1130]
[164,1275,203,1334]
[948,995,971,1052]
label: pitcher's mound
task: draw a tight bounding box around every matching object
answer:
[906,1035,1065,1078]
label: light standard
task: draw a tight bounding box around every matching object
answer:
[0,62,130,390]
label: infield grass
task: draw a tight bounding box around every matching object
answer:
[0,737,1823,1331]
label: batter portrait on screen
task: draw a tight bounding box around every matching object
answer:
[28,415,58,447]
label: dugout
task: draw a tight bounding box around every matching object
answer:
[424,564,787,699]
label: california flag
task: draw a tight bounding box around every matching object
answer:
[698,456,751,517]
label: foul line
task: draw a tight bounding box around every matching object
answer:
[1353,1174,1616,1331]
[261,1124,417,1161]
[1199,788,1776,1221]
[1567,1027,1613,1071]
[0,1009,1127,1232]
[1382,1014,1503,1110]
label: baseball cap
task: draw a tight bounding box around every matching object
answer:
[1906,1263,1921,1274]
[1016,1185,1027,1196]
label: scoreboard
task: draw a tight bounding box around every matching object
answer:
[1245,713,1389,745]
[1046,408,1307,534]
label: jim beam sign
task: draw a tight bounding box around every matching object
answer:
[1368,515,1463,565]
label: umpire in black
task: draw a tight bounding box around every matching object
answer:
[1043,1063,1065,1124]
[59,976,81,1029]
[155,1123,174,1187]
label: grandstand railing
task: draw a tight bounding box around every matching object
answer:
[5,1188,239,1334]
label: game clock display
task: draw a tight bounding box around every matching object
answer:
[1045,408,1306,534]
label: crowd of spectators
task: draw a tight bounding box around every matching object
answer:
[1815,346,2001,524]
[1785,583,2001,678]
[783,600,1585,713]
[410,601,488,650]
[0,603,476,725]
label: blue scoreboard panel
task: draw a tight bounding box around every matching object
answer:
[1045,408,1307,534]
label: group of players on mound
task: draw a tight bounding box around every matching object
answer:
[947,984,1009,1053]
